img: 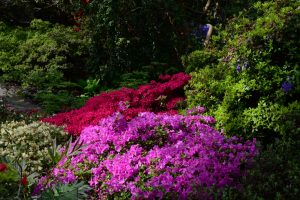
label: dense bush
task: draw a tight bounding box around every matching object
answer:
[84,0,244,85]
[221,139,300,200]
[86,0,186,82]
[184,1,300,199]
[35,111,257,199]
[0,19,89,87]
[0,121,67,174]
[185,0,300,142]
[0,19,89,113]
[42,73,190,135]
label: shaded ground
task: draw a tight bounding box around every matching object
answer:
[0,84,41,113]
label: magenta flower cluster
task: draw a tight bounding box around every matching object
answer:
[42,72,190,135]
[37,110,257,199]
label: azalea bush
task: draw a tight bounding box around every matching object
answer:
[42,73,191,135]
[35,109,257,199]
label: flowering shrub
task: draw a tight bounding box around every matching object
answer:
[0,121,67,174]
[36,111,257,199]
[42,73,191,135]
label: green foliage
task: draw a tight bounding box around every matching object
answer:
[0,156,42,200]
[37,181,91,200]
[186,2,300,198]
[0,19,89,113]
[118,71,150,89]
[0,164,18,183]
[185,0,300,142]
[222,139,300,200]
[47,137,84,168]
[35,90,85,114]
[181,50,218,73]
[0,163,19,200]
[34,138,89,199]
[116,62,181,89]
[85,0,217,84]
[83,78,100,97]
[242,101,300,140]
[0,19,89,88]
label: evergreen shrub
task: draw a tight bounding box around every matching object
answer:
[185,1,300,198]
[185,0,300,142]
[0,19,89,113]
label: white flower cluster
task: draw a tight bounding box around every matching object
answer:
[0,121,67,174]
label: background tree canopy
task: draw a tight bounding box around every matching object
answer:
[0,0,74,25]
[0,0,259,86]
[84,0,259,85]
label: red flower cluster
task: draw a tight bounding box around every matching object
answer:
[42,73,191,135]
[0,163,7,172]
[21,176,28,186]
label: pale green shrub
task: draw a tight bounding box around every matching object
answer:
[0,121,67,174]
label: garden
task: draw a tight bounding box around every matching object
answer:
[0,0,299,199]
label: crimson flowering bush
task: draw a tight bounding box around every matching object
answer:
[35,110,257,199]
[42,73,191,135]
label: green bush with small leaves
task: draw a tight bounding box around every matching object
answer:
[0,19,89,88]
[185,0,300,142]
[0,19,89,113]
